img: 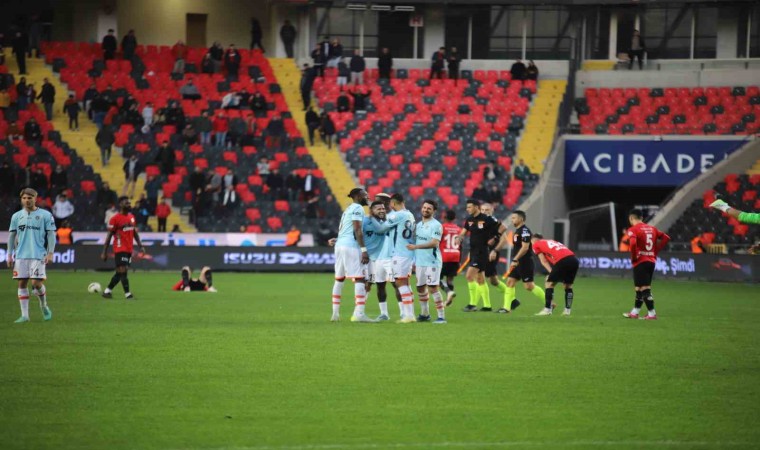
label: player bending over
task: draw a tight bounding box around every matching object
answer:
[531,234,580,316]
[172,266,217,292]
[101,196,146,299]
[623,209,670,320]
[439,209,462,306]
[407,199,446,324]
[498,210,546,314]
[7,188,56,323]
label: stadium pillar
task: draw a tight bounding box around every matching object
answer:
[608,13,618,60]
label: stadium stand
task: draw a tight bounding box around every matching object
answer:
[576,86,760,135]
[39,42,342,233]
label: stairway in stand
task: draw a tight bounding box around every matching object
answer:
[6,54,194,232]
[269,58,357,208]
[517,79,567,174]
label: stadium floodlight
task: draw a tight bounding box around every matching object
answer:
[346,3,368,10]
[371,5,392,11]
[394,6,415,12]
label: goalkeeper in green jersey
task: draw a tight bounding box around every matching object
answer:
[710,198,760,254]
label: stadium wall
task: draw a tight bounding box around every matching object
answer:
[576,66,760,92]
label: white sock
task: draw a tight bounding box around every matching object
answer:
[332,280,343,315]
[432,291,445,319]
[419,290,430,316]
[398,285,414,318]
[379,302,388,316]
[36,285,47,308]
[353,282,366,316]
[397,301,404,319]
[18,288,30,319]
[631,308,641,315]
[104,287,112,294]
[648,309,656,317]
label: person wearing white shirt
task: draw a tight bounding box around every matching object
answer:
[51,194,75,229]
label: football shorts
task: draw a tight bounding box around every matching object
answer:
[441,262,459,278]
[334,246,367,279]
[508,257,535,283]
[415,266,442,287]
[547,256,580,285]
[13,258,47,280]
[633,261,655,287]
[391,256,413,279]
[370,259,394,284]
[115,252,132,268]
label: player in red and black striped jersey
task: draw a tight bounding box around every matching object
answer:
[101,196,145,299]
[623,209,670,320]
[499,210,546,314]
[531,234,579,316]
[439,209,462,306]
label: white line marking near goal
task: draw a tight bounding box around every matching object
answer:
[172,440,753,450]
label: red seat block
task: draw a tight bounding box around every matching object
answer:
[443,156,457,170]
[246,208,261,221]
[80,180,96,194]
[389,154,403,168]
[274,200,290,212]
[267,216,283,231]
[408,186,424,200]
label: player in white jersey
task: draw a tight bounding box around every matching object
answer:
[362,201,394,321]
[407,199,446,324]
[371,193,416,323]
[328,188,374,323]
[6,188,57,323]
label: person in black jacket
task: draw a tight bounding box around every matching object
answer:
[49,165,68,197]
[510,59,526,81]
[265,115,286,151]
[201,53,215,74]
[102,29,117,61]
[155,141,176,176]
[349,49,365,85]
[337,58,350,90]
[305,106,320,146]
[311,45,325,78]
[319,112,336,149]
[95,125,115,166]
[526,60,539,81]
[250,18,265,52]
[280,20,297,58]
[378,47,393,80]
[336,92,350,113]
[349,88,371,113]
[447,47,461,82]
[629,30,646,70]
[63,94,81,130]
[300,64,315,111]
[430,47,445,80]
[224,45,241,78]
[327,38,343,69]
[251,92,267,117]
[12,31,28,75]
[38,78,56,121]
[83,83,99,119]
[122,30,137,61]
[23,117,41,144]
[122,153,143,198]
[209,42,224,73]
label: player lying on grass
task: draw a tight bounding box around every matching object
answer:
[531,234,579,317]
[172,266,217,292]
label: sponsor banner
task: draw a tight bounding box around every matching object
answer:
[564,139,742,186]
[0,232,314,247]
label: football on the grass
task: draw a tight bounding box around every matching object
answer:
[88,282,102,294]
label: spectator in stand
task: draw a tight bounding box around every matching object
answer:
[189,165,206,203]
[221,167,239,211]
[144,174,161,211]
[487,185,503,205]
[302,168,317,201]
[266,168,285,200]
[319,112,336,149]
[103,103,119,128]
[104,203,118,228]
[97,181,118,213]
[171,40,187,74]
[629,30,646,70]
[13,31,28,74]
[257,157,271,176]
[95,125,114,166]
[300,64,315,110]
[49,165,68,196]
[0,87,9,111]
[122,30,137,61]
[26,83,37,106]
[250,17,265,51]
[142,102,154,127]
[83,84,98,118]
[204,168,222,213]
[209,41,224,73]
[164,101,186,130]
[483,160,502,184]
[285,225,301,247]
[349,50,366,85]
[447,47,461,82]
[315,221,333,245]
[201,53,215,74]
[280,20,297,58]
[349,88,371,113]
[122,153,143,198]
[513,158,531,181]
[195,111,213,145]
[318,36,330,58]
[62,94,81,131]
[336,91,350,113]
[0,161,15,198]
[265,115,286,150]
[213,112,229,148]
[155,140,176,176]
[510,59,526,81]
[310,44,325,78]
[472,183,488,201]
[327,38,343,69]
[378,47,393,80]
[221,91,241,109]
[102,29,117,61]
[101,84,116,105]
[56,220,73,245]
[16,77,28,110]
[336,57,350,90]
[134,194,151,228]
[125,103,144,128]
[305,194,319,219]
[24,117,41,144]
[155,198,171,232]
[251,92,267,117]
[179,79,201,100]
[224,44,241,78]
[52,193,74,229]
[181,124,198,147]
[305,106,320,146]
[526,60,539,81]
[285,170,301,202]
[430,47,446,80]
[91,93,109,129]
[238,88,252,108]
[322,194,342,218]
[30,167,48,199]
[38,78,55,121]
[28,15,43,58]
[7,121,22,141]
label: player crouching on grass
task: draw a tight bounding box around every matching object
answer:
[172,266,217,292]
[623,209,670,320]
[531,234,580,316]
[7,188,57,323]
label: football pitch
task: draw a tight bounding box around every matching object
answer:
[1,271,759,450]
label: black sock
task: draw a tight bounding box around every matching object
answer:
[377,284,387,303]
[120,273,130,293]
[510,299,521,310]
[108,273,120,290]
[205,270,213,287]
[634,291,644,309]
[544,287,554,309]
[565,289,574,309]
[642,289,654,312]
[181,269,190,289]
[439,281,449,293]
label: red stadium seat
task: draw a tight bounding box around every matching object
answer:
[267,216,283,231]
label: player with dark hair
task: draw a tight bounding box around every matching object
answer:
[362,200,394,320]
[498,210,546,314]
[439,209,461,306]
[623,208,670,320]
[172,266,217,292]
[455,199,509,312]
[477,202,511,311]
[531,233,579,316]
[373,192,404,314]
[102,196,145,299]
[407,199,446,323]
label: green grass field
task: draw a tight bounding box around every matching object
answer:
[1,271,759,450]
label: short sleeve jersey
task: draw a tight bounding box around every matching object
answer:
[414,218,443,267]
[335,203,364,248]
[362,217,387,261]
[627,222,666,266]
[532,239,575,265]
[108,213,137,253]
[9,208,56,259]
[440,222,462,263]
[387,209,415,259]
[512,224,533,262]
[463,213,501,251]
